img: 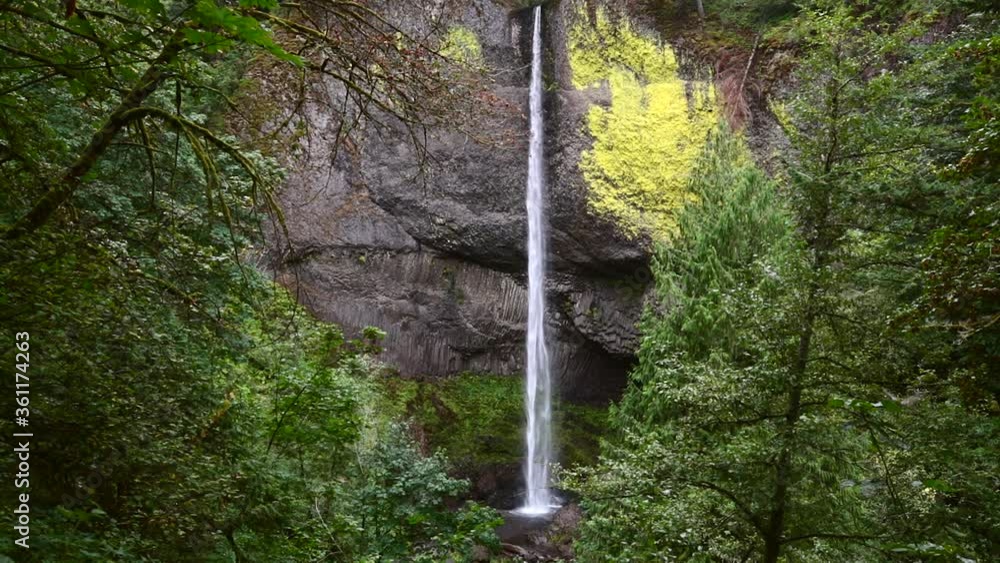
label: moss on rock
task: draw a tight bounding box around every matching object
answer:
[377,373,606,470]
[440,26,484,66]
[568,4,717,239]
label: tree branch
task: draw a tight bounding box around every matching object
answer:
[3,30,186,239]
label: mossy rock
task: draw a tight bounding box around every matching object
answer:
[568,3,717,239]
[376,373,607,470]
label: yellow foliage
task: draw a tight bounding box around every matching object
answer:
[440,26,483,66]
[769,99,793,133]
[568,5,717,238]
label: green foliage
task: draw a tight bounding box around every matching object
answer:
[2,1,998,561]
[386,375,524,466]
[570,128,826,562]
[379,374,607,470]
[337,425,502,562]
[0,2,502,560]
[705,0,798,27]
[948,32,1000,178]
[574,4,1000,561]
[640,128,792,363]
[0,238,500,560]
[0,0,469,241]
[190,0,303,64]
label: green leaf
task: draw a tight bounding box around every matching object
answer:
[239,0,279,8]
[922,479,957,493]
[117,0,165,17]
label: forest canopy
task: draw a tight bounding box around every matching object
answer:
[571,1,999,561]
[1,0,998,561]
[0,0,500,560]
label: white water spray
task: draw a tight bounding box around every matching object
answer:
[519,5,557,516]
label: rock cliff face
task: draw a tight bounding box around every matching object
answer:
[270,1,652,403]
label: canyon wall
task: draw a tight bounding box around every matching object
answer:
[268,1,713,403]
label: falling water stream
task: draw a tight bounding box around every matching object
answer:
[518,5,558,517]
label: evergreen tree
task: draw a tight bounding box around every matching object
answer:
[573,4,999,561]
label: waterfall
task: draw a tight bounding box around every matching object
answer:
[519,4,557,516]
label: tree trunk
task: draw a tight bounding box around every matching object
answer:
[3,31,184,240]
[695,0,706,20]
[763,312,814,562]
[763,59,842,559]
[225,528,247,563]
